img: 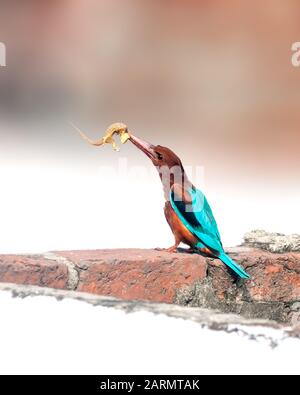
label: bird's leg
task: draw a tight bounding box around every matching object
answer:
[155,237,180,253]
[155,245,179,253]
[166,244,179,253]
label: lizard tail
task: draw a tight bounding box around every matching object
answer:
[69,121,105,146]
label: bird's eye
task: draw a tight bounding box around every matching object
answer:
[156,152,163,160]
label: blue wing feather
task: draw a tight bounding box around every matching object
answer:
[170,187,223,253]
[170,186,250,279]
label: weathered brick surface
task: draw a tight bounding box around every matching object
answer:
[0,255,68,289]
[226,247,300,302]
[175,247,300,322]
[0,248,299,321]
[57,249,207,303]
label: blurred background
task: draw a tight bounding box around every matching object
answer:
[0,0,299,253]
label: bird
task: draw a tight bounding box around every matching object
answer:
[72,121,249,279]
[129,133,250,279]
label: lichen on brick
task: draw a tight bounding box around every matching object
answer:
[243,230,300,253]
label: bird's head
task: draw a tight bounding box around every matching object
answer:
[129,134,183,169]
[129,134,188,196]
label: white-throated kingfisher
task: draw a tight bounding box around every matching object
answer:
[129,133,250,279]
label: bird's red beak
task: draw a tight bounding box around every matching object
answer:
[129,134,157,161]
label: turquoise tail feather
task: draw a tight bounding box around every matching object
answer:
[219,253,250,279]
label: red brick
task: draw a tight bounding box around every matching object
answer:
[57,249,207,303]
[0,255,68,289]
[226,248,300,302]
[1,248,299,307]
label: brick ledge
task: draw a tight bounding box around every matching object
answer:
[0,247,299,323]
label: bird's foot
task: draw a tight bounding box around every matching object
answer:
[155,246,178,253]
